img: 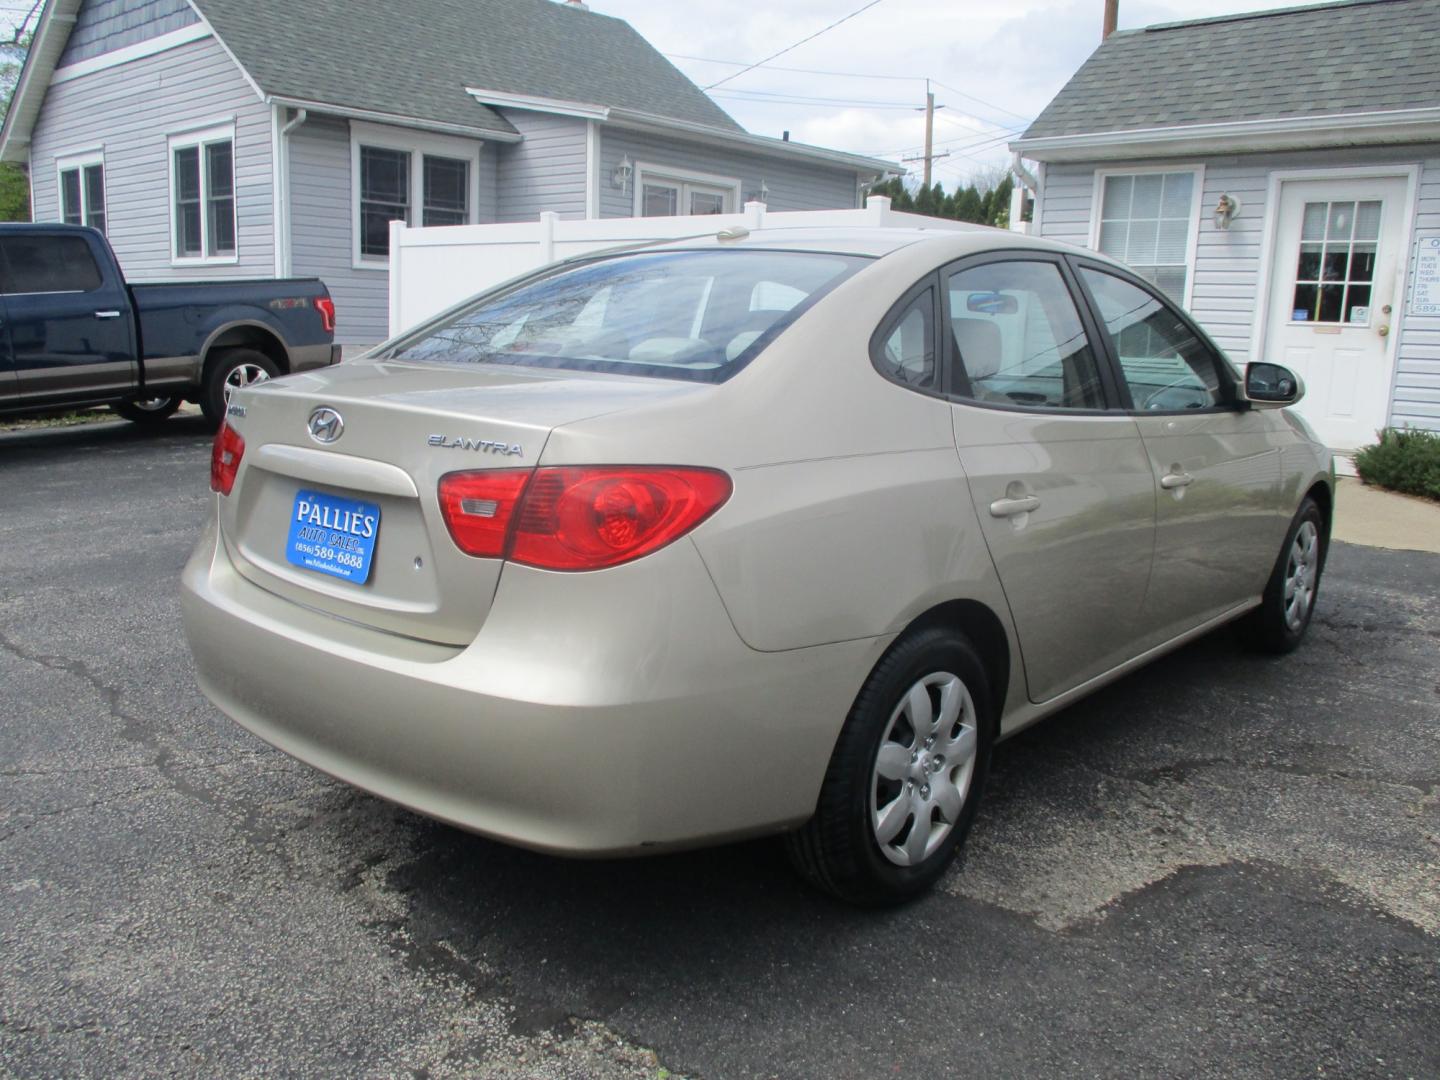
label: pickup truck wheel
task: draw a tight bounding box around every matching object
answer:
[110,396,183,425]
[202,349,280,423]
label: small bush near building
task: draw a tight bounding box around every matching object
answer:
[1354,428,1440,502]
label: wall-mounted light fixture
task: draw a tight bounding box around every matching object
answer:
[1214,193,1242,230]
[612,155,632,192]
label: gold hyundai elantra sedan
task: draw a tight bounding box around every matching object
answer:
[182,226,1332,904]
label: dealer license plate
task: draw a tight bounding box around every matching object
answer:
[285,488,380,584]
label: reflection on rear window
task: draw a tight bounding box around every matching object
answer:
[384,250,867,382]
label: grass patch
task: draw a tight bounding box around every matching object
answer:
[1353,427,1440,502]
[0,408,114,433]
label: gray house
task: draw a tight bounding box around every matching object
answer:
[0,0,896,348]
[1010,0,1440,454]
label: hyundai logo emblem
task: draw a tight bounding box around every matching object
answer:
[307,406,344,444]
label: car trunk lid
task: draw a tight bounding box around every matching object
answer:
[218,360,698,644]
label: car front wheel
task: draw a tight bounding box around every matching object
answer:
[785,627,994,906]
[1240,496,1327,653]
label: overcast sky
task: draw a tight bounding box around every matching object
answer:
[598,0,1315,188]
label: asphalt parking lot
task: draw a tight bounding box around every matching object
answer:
[2,418,1437,1079]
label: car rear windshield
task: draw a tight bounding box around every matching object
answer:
[382,249,868,382]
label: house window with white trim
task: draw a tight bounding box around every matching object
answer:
[1095,170,1198,301]
[56,152,105,234]
[351,123,481,265]
[635,165,739,218]
[169,125,236,262]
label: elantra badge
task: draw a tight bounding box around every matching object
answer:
[427,434,523,456]
[308,407,344,444]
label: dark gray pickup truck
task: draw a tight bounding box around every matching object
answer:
[0,223,338,424]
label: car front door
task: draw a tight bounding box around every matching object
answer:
[942,254,1156,704]
[1074,261,1287,642]
[1,230,136,408]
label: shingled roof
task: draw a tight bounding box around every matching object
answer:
[1020,0,1440,142]
[192,0,742,137]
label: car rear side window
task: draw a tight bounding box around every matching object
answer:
[384,249,868,383]
[1079,267,1225,411]
[946,260,1105,410]
[873,286,937,390]
[0,235,104,295]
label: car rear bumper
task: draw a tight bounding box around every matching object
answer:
[289,342,338,374]
[181,516,885,855]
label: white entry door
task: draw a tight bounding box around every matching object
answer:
[1262,175,1410,450]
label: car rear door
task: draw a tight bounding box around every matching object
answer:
[0,293,16,405]
[0,230,136,408]
[940,253,1157,704]
[1072,261,1287,641]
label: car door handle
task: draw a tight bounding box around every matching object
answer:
[1160,471,1194,490]
[989,495,1041,518]
[95,310,122,319]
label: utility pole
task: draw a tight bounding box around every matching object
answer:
[902,79,949,188]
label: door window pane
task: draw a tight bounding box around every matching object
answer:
[874,288,935,389]
[84,164,105,233]
[423,155,468,227]
[360,146,410,257]
[0,235,103,293]
[174,146,202,256]
[947,260,1105,409]
[1096,171,1195,301]
[1080,267,1223,411]
[1290,199,1380,324]
[689,190,726,215]
[60,169,82,225]
[641,183,678,217]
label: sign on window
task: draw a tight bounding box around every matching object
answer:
[1411,234,1440,317]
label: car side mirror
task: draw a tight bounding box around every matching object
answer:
[1243,362,1304,408]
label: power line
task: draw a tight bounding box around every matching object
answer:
[667,52,921,83]
[927,78,1034,124]
[712,88,919,110]
[703,0,890,90]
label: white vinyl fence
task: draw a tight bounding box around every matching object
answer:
[386,196,972,338]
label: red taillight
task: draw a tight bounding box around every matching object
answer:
[437,469,531,557]
[210,422,245,495]
[437,466,732,570]
[315,296,336,334]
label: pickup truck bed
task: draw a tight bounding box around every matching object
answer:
[0,224,338,424]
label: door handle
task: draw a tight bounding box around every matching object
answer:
[95,310,121,319]
[989,495,1040,518]
[1160,471,1194,490]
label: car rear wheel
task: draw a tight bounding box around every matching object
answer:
[1240,496,1327,654]
[201,348,280,424]
[110,395,182,425]
[785,627,993,906]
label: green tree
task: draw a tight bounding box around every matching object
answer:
[953,184,984,223]
[1,15,35,222]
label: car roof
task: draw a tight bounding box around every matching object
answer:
[631,224,1107,264]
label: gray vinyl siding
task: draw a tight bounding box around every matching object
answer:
[1032,145,1440,433]
[29,34,274,282]
[58,0,200,67]
[287,115,499,348]
[493,111,588,222]
[598,127,859,217]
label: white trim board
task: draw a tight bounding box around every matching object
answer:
[1247,164,1421,429]
[50,23,212,84]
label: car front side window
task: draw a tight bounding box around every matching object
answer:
[945,259,1106,410]
[1079,266,1226,412]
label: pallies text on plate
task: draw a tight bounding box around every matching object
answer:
[295,498,377,539]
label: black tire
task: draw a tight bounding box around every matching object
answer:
[109,395,182,425]
[785,627,995,906]
[1239,496,1327,654]
[200,348,280,424]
